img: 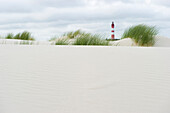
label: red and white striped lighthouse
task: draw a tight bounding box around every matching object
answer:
[111,22,115,40]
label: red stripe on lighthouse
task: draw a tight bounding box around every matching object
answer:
[111,34,115,39]
[111,22,114,28]
[111,22,115,39]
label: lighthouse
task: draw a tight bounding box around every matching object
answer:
[111,22,115,40]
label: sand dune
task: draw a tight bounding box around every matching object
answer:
[54,36,167,47]
[109,38,137,46]
[154,36,170,47]
[0,36,169,47]
[0,45,170,113]
[0,39,53,45]
[109,36,170,47]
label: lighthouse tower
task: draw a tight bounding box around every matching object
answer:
[111,22,115,40]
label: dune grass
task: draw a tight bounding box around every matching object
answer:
[55,38,69,45]
[63,29,84,39]
[121,24,158,46]
[51,30,109,46]
[5,31,35,41]
[73,33,109,46]
[14,33,21,39]
[15,31,35,41]
[6,33,14,39]
[20,31,34,40]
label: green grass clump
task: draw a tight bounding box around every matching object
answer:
[121,24,158,46]
[63,29,84,39]
[14,33,21,39]
[6,31,35,41]
[55,38,69,45]
[20,31,34,40]
[52,30,109,46]
[73,33,109,46]
[6,33,14,39]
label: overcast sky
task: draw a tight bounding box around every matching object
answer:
[0,0,169,40]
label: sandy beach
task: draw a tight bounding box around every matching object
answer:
[0,45,170,113]
[1,0,170,112]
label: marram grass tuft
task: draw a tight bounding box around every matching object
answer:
[55,38,69,45]
[73,33,109,46]
[121,24,158,46]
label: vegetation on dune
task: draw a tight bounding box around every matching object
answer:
[121,24,158,46]
[20,31,34,40]
[6,33,14,39]
[50,29,109,46]
[14,33,21,39]
[55,38,69,45]
[49,29,84,42]
[5,31,35,41]
[73,33,109,46]
[63,29,84,39]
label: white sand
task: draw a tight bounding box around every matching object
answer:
[0,39,53,45]
[0,45,170,113]
[154,36,170,47]
[109,38,137,46]
[109,36,170,47]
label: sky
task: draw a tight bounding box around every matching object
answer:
[0,0,169,40]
